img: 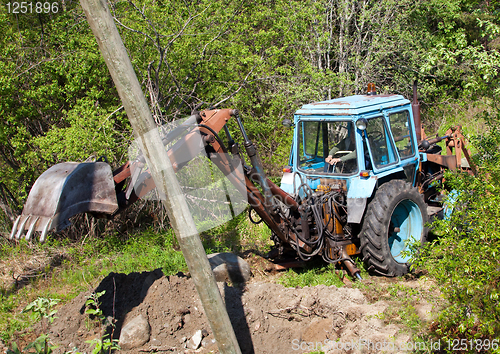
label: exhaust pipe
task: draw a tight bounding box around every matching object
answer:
[412,80,422,142]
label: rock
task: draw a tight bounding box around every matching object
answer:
[150,338,161,346]
[118,314,151,350]
[254,321,261,331]
[187,329,203,350]
[174,315,183,330]
[207,252,251,283]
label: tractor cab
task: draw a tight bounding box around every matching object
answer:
[281,94,420,201]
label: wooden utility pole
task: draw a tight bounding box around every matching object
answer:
[78,0,242,353]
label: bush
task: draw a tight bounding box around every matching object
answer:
[415,113,500,340]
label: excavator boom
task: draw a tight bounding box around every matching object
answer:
[10,109,244,242]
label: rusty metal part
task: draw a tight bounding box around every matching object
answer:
[426,154,457,170]
[345,243,359,256]
[444,126,477,174]
[271,261,306,271]
[427,134,451,146]
[244,177,290,243]
[333,204,344,238]
[340,247,362,280]
[234,112,275,212]
[318,178,347,192]
[199,109,236,135]
[412,81,423,142]
[299,205,310,242]
[266,178,298,211]
[10,162,118,241]
[112,161,131,184]
[420,126,476,180]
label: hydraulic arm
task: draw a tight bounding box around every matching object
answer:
[10,108,362,278]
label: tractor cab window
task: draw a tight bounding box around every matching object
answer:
[365,116,397,169]
[389,111,415,159]
[298,120,357,175]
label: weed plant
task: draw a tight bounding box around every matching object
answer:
[414,112,500,345]
[278,262,345,288]
[201,211,272,254]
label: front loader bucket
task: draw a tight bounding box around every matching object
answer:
[10,162,118,242]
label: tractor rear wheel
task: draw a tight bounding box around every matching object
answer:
[360,180,427,276]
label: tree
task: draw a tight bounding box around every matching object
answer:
[0,2,127,208]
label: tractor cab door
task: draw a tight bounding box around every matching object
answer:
[364,115,398,170]
[387,109,419,184]
[363,110,418,182]
[387,110,417,160]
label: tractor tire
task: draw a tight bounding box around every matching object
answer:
[360,180,427,277]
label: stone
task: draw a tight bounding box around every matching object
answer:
[187,330,203,350]
[118,314,151,350]
[207,252,251,283]
[150,338,161,346]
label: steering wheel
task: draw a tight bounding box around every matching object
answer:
[326,150,352,173]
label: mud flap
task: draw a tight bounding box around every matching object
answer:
[10,162,118,242]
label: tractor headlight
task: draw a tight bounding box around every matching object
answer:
[356,118,368,131]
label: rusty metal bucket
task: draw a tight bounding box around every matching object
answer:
[9,162,118,242]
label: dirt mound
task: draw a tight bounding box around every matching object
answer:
[45,269,414,354]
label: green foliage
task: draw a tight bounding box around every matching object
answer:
[82,291,120,353]
[376,284,424,332]
[34,97,127,164]
[84,291,106,328]
[112,229,187,275]
[278,263,344,288]
[7,298,60,354]
[7,335,57,354]
[22,297,60,324]
[85,334,120,354]
[0,8,126,208]
[201,210,272,254]
[9,296,59,354]
[410,0,500,101]
[415,112,500,339]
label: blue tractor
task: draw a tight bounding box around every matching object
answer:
[278,84,472,277]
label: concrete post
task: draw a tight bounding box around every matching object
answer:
[78,0,242,352]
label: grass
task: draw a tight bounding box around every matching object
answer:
[358,281,424,330]
[352,276,448,353]
[278,262,345,288]
[201,211,273,254]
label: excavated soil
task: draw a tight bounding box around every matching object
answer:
[0,249,441,354]
[31,266,430,354]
